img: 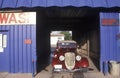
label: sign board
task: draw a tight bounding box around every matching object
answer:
[0,12,36,25]
[101,18,119,26]
[0,34,7,52]
[3,35,7,48]
[0,34,3,47]
[0,34,3,52]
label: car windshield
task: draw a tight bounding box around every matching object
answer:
[58,42,76,48]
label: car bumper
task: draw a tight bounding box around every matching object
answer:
[53,68,88,73]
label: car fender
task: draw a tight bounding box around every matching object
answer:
[81,57,89,67]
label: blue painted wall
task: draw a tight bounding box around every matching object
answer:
[0,25,36,73]
[100,13,120,72]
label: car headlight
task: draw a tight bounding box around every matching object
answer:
[59,55,65,61]
[76,55,81,61]
[54,54,57,58]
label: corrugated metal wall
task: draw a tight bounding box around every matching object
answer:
[100,12,120,72]
[0,25,36,73]
[88,30,100,70]
[1,0,120,8]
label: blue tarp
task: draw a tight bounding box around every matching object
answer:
[0,0,120,8]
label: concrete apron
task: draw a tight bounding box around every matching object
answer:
[0,72,32,78]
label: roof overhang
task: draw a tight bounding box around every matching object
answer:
[0,0,120,9]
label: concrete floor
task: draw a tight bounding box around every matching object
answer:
[0,72,32,78]
[34,58,120,78]
[0,57,120,78]
[1,70,120,78]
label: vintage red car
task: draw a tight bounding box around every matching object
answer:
[52,40,89,72]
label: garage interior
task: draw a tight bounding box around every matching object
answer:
[27,7,119,73]
[35,7,100,72]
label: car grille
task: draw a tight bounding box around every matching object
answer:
[65,52,75,70]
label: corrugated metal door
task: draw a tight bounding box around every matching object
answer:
[0,30,9,72]
[100,12,120,72]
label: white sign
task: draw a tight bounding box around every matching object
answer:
[3,35,7,48]
[0,34,3,52]
[0,12,36,25]
[0,47,4,52]
[0,34,2,47]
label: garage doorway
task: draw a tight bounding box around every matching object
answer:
[36,7,100,72]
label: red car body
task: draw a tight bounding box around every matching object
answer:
[52,40,89,72]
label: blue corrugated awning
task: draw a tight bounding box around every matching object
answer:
[0,0,120,8]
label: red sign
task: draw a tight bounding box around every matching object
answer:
[0,12,36,25]
[101,18,119,26]
[24,39,32,44]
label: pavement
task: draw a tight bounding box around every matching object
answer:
[0,55,120,78]
[84,71,120,78]
[0,72,32,78]
[0,70,120,78]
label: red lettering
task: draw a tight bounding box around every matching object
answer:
[18,13,26,23]
[0,12,35,25]
[8,13,17,23]
[0,13,9,24]
[102,19,118,26]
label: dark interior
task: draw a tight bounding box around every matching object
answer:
[35,7,99,72]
